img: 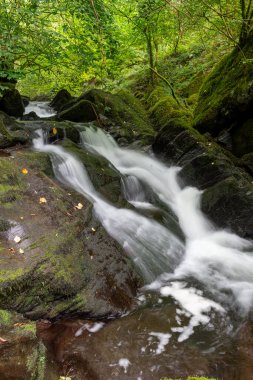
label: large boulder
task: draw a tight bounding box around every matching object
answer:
[0,146,141,320]
[193,41,253,157]
[80,88,154,144]
[49,89,73,112]
[0,89,25,117]
[153,123,253,239]
[58,99,97,122]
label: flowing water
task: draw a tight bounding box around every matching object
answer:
[21,103,253,378]
[24,101,56,118]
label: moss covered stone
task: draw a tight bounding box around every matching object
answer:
[80,88,154,144]
[146,86,192,131]
[193,42,253,136]
[59,99,97,122]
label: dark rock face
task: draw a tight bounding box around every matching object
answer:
[0,89,25,117]
[21,95,30,107]
[193,41,253,157]
[59,99,97,122]
[202,177,253,239]
[153,123,253,239]
[50,89,73,112]
[21,111,40,121]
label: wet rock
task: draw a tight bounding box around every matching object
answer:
[37,303,232,380]
[0,151,141,320]
[0,89,25,117]
[59,99,97,123]
[201,176,253,239]
[153,123,253,239]
[79,88,154,144]
[50,89,73,112]
[193,40,253,158]
[241,152,253,176]
[0,309,46,380]
[232,118,253,157]
[21,111,40,121]
[21,96,30,107]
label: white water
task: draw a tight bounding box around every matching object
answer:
[25,101,56,118]
[33,125,253,341]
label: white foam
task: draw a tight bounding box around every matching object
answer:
[149,332,171,354]
[118,358,130,373]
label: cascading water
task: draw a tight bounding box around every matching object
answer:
[33,126,253,343]
[25,101,56,118]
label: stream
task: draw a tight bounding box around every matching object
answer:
[23,103,253,378]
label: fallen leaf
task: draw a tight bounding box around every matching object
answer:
[59,377,72,380]
[91,227,96,232]
[75,203,83,210]
[0,337,8,344]
[52,127,57,135]
[39,197,47,204]
[8,248,16,254]
[14,322,28,327]
[20,216,24,220]
[21,168,28,175]
[19,248,24,254]
[14,236,21,243]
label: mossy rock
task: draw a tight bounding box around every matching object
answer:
[241,152,253,175]
[0,153,141,319]
[232,118,253,157]
[80,88,154,144]
[202,176,253,239]
[0,89,25,117]
[146,86,192,131]
[0,309,45,380]
[49,89,73,112]
[193,41,253,136]
[58,99,97,123]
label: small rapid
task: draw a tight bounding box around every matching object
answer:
[33,125,253,342]
[25,101,56,118]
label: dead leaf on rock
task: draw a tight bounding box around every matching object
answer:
[39,197,47,204]
[14,236,21,243]
[19,248,24,254]
[75,203,83,210]
[8,247,16,254]
[21,168,28,175]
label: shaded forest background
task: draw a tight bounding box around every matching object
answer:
[0,0,252,97]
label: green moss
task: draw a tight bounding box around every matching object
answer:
[0,268,24,282]
[27,342,46,380]
[83,88,154,143]
[193,42,253,134]
[0,309,13,325]
[146,86,192,131]
[21,151,54,176]
[0,119,13,141]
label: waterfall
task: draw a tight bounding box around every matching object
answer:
[24,101,56,118]
[33,126,253,341]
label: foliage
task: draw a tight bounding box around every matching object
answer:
[0,0,250,96]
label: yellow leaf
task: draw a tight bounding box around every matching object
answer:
[39,197,47,204]
[75,203,83,210]
[21,168,28,175]
[14,236,21,243]
[91,227,96,232]
[52,127,57,135]
[19,248,24,254]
